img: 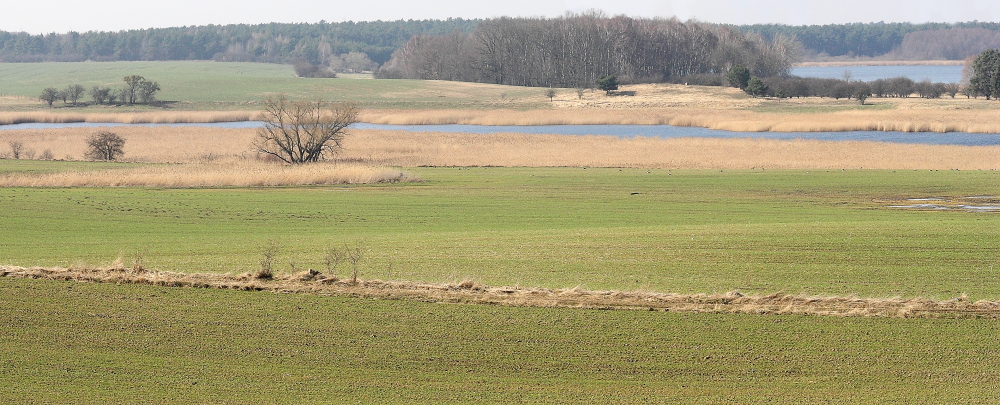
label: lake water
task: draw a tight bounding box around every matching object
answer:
[790,65,963,83]
[3,121,999,146]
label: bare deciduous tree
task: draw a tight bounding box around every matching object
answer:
[85,131,126,161]
[39,87,59,107]
[254,95,357,164]
[379,14,797,88]
[324,245,345,275]
[63,84,86,105]
[90,86,112,105]
[122,75,143,104]
[138,80,160,104]
[8,141,23,159]
[347,242,365,284]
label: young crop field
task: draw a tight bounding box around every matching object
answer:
[1,276,998,404]
[2,161,999,300]
[3,159,1000,403]
[0,61,546,111]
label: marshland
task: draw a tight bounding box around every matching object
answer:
[3,14,1000,404]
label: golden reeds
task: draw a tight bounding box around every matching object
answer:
[3,126,999,170]
[0,110,256,126]
[3,265,997,319]
[342,130,1000,170]
[0,126,256,162]
[0,161,413,187]
[360,107,1000,134]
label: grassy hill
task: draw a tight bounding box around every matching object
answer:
[0,61,546,111]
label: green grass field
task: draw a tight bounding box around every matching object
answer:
[4,161,1000,402]
[3,161,999,300]
[0,61,546,110]
[2,276,999,404]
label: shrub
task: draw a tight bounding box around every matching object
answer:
[85,131,126,161]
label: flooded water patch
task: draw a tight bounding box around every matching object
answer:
[888,196,1000,212]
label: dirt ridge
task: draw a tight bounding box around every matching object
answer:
[3,265,998,319]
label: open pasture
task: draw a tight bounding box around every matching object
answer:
[0,61,546,111]
[3,61,1000,132]
[2,161,999,300]
[1,276,999,404]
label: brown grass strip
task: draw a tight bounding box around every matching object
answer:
[3,126,999,170]
[345,130,1000,170]
[0,111,256,125]
[0,161,414,187]
[360,108,1000,133]
[3,266,997,319]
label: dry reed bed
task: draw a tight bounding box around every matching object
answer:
[361,108,1000,133]
[0,110,256,125]
[0,162,413,187]
[3,126,1000,170]
[345,130,1000,170]
[3,265,997,319]
[0,126,256,162]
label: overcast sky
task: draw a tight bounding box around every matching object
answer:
[4,0,999,34]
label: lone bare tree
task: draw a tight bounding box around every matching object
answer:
[254,95,358,164]
[8,141,23,159]
[85,131,126,161]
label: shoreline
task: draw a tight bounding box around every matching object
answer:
[3,110,1000,134]
[795,60,965,67]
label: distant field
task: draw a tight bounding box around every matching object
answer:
[2,162,999,300]
[3,61,1000,132]
[0,61,547,110]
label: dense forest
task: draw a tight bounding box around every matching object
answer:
[1,18,999,70]
[376,14,797,87]
[0,19,479,65]
[741,21,1000,58]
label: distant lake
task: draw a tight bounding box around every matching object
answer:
[790,65,963,83]
[4,122,999,146]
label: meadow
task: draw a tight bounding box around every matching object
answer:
[0,61,546,111]
[3,60,1000,402]
[2,61,1000,132]
[3,161,999,300]
[2,276,999,404]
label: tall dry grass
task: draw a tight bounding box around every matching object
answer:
[3,126,999,170]
[343,130,1000,170]
[0,126,257,162]
[0,110,256,125]
[3,265,997,319]
[0,161,412,187]
[360,107,1000,134]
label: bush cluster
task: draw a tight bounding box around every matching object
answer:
[39,75,160,107]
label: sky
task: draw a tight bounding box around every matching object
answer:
[3,0,1000,34]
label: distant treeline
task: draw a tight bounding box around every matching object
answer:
[377,14,797,87]
[741,22,1000,59]
[3,18,1000,69]
[0,19,479,65]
